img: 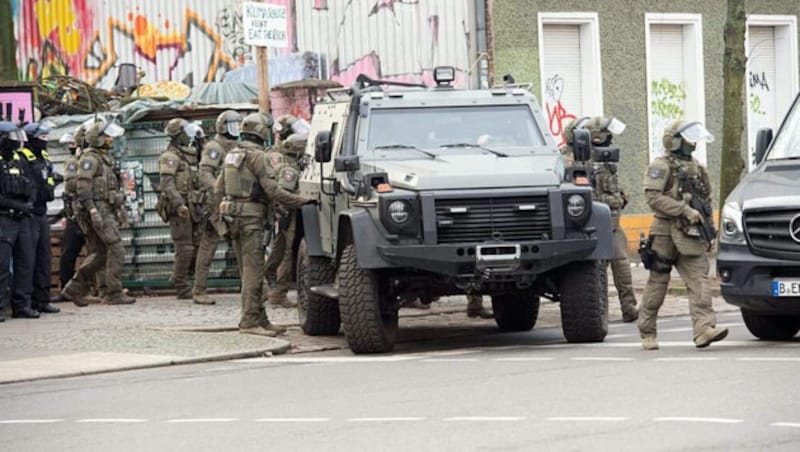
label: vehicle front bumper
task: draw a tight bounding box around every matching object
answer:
[717,243,800,314]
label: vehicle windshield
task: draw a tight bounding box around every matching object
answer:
[767,98,800,160]
[364,105,546,157]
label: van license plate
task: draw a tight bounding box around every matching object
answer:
[772,279,800,297]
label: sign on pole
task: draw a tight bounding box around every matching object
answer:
[242,2,289,49]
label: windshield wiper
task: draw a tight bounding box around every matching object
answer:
[373,144,438,159]
[439,142,509,158]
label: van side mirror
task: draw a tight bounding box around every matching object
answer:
[334,155,360,173]
[754,128,773,165]
[572,128,592,162]
[315,131,332,163]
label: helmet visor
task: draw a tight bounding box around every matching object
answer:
[103,122,125,138]
[679,122,714,144]
[59,133,75,145]
[184,121,204,139]
[605,117,627,135]
[291,119,310,136]
[225,121,241,138]
[8,130,27,143]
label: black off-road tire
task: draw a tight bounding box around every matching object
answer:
[491,293,540,332]
[296,239,340,336]
[338,244,398,354]
[741,309,800,340]
[558,260,609,343]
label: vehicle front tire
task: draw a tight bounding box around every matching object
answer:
[491,292,539,332]
[558,260,608,343]
[296,239,340,336]
[338,243,398,354]
[741,308,800,340]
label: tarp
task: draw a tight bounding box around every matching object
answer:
[187,82,259,105]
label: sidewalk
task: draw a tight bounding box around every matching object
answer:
[0,263,734,384]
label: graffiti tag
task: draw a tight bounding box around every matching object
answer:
[544,74,576,147]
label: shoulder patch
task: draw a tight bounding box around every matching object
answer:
[283,170,297,182]
[648,167,663,179]
[270,153,283,166]
[67,162,78,172]
[167,159,177,167]
[209,149,220,160]
[81,160,93,171]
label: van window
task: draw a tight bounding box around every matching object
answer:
[767,99,800,160]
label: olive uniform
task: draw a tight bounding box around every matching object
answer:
[215,136,310,336]
[158,143,203,299]
[191,135,239,304]
[638,120,727,350]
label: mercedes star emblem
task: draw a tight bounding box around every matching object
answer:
[790,214,800,244]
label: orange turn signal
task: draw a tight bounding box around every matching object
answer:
[376,183,394,193]
[574,176,590,186]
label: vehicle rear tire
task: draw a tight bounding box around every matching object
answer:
[338,243,398,354]
[741,309,800,340]
[491,293,539,332]
[558,260,608,343]
[296,239,340,336]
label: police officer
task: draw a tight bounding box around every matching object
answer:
[21,122,62,315]
[158,118,204,299]
[638,120,727,350]
[192,111,242,306]
[62,120,135,306]
[559,116,592,164]
[214,113,312,337]
[0,122,37,320]
[588,116,638,322]
[265,115,309,308]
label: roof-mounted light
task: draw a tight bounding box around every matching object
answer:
[434,66,456,86]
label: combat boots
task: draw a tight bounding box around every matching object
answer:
[193,294,216,305]
[641,336,659,350]
[240,325,278,337]
[268,293,297,309]
[106,293,136,305]
[622,307,639,323]
[467,295,493,319]
[62,279,89,307]
[260,320,287,335]
[694,326,729,348]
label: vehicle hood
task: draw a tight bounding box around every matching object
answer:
[361,153,564,190]
[728,160,800,210]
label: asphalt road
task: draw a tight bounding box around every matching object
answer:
[2,311,799,452]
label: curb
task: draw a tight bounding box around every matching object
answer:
[0,339,291,386]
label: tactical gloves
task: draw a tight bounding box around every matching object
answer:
[177,205,190,220]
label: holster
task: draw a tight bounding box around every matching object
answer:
[638,235,674,274]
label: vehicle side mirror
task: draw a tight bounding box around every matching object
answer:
[334,155,360,173]
[754,128,773,165]
[315,131,332,163]
[572,129,592,162]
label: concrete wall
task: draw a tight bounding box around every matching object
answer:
[490,0,800,219]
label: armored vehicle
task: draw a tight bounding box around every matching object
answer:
[295,67,614,353]
[717,92,800,340]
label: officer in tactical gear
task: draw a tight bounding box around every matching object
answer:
[158,118,204,300]
[62,120,136,306]
[638,120,727,350]
[0,122,37,320]
[588,116,638,322]
[192,110,243,305]
[264,115,310,308]
[21,122,62,315]
[214,112,313,337]
[559,116,592,165]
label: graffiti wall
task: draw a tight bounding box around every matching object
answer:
[14,0,475,90]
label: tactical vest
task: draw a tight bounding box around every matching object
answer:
[223,147,259,200]
[168,147,200,195]
[20,147,56,204]
[0,150,34,201]
[665,155,710,202]
[81,149,121,205]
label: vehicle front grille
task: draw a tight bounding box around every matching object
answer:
[744,209,800,257]
[434,196,551,244]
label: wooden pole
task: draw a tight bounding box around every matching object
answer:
[257,45,270,113]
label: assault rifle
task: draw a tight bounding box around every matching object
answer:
[675,167,717,246]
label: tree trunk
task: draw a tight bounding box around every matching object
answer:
[719,0,747,208]
[0,0,19,81]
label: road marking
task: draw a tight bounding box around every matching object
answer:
[255,418,330,423]
[495,357,555,362]
[75,419,147,424]
[546,417,629,422]
[421,349,480,356]
[653,417,744,424]
[659,323,742,334]
[165,418,239,423]
[605,333,637,339]
[736,357,800,362]
[771,422,800,428]
[654,357,720,362]
[423,358,479,363]
[234,356,418,364]
[542,341,765,348]
[570,357,635,362]
[0,419,63,424]
[443,416,526,422]
[347,417,425,422]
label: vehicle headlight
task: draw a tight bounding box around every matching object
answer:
[566,194,586,218]
[388,200,411,224]
[720,202,746,245]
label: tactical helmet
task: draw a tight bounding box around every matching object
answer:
[215,110,243,137]
[73,125,87,148]
[274,114,309,142]
[281,133,308,157]
[0,121,27,146]
[240,113,272,141]
[662,120,715,152]
[85,120,125,148]
[563,116,591,145]
[23,121,53,141]
[165,118,189,137]
[589,116,626,145]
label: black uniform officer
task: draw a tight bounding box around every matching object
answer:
[22,122,62,314]
[0,122,38,321]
